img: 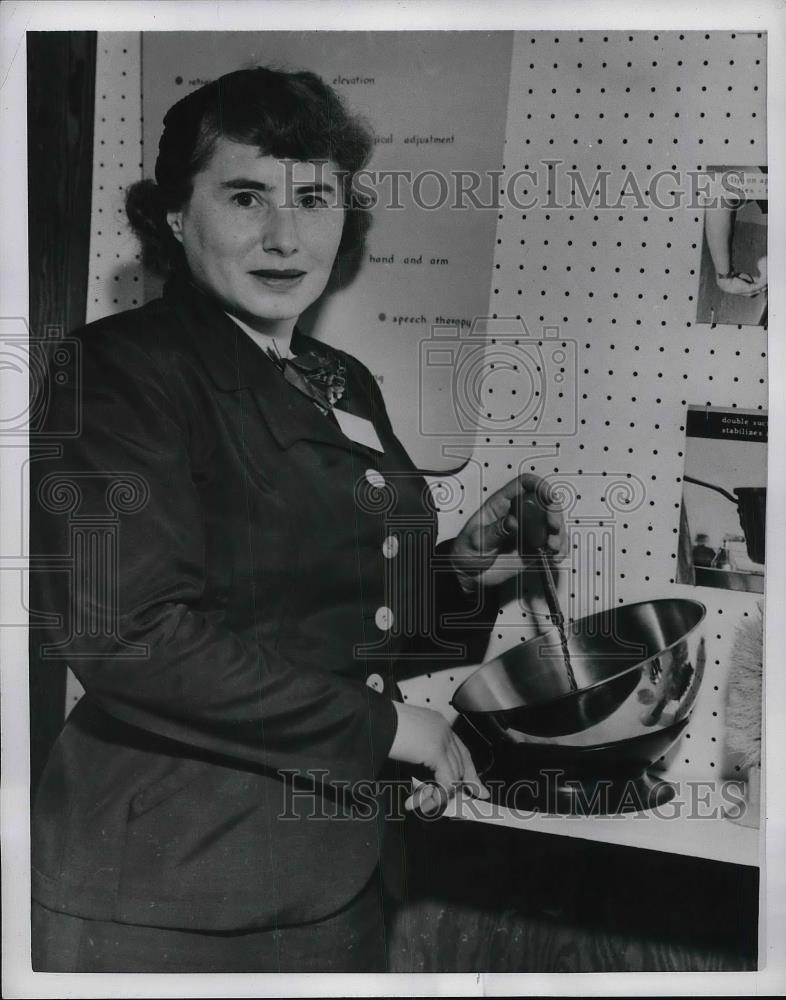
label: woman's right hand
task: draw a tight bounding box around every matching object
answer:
[388,701,490,814]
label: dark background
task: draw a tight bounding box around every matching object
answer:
[27,30,96,799]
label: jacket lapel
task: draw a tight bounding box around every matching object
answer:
[163,274,383,456]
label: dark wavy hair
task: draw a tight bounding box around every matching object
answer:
[126,67,374,285]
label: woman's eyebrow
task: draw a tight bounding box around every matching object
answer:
[219,178,273,190]
[219,177,336,193]
[296,181,336,194]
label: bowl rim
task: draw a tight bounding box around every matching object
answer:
[489,715,692,759]
[450,597,707,717]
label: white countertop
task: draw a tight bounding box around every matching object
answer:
[438,781,761,867]
[399,667,761,868]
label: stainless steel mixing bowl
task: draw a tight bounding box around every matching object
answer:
[452,598,706,742]
[450,599,707,813]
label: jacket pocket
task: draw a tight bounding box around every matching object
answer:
[128,758,206,819]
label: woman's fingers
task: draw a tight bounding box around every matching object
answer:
[434,744,462,792]
[546,510,568,561]
[405,739,491,815]
[405,781,450,816]
[476,473,545,527]
[455,736,491,800]
[436,735,489,800]
[479,499,567,564]
[493,513,517,543]
[386,703,489,813]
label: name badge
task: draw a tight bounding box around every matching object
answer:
[334,409,385,452]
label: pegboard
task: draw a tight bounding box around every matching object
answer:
[410,31,767,808]
[85,33,144,324]
[76,31,767,857]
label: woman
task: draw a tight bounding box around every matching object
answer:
[30,67,564,973]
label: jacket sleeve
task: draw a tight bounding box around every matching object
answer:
[29,330,398,785]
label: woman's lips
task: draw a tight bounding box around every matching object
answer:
[249,269,306,289]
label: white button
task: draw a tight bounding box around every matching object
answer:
[365,469,386,489]
[374,606,394,631]
[382,535,399,559]
[366,673,385,693]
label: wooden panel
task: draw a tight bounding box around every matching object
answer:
[27,31,96,797]
[387,817,758,971]
[27,32,96,341]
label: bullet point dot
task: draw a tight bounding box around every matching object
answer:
[378,312,386,321]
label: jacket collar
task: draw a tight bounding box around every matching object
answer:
[162,272,378,454]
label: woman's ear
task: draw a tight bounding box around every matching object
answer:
[167,211,184,245]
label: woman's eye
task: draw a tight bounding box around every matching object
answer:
[231,191,259,208]
[299,193,328,209]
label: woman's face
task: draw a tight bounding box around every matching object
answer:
[167,137,346,335]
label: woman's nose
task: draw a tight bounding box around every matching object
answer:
[262,206,298,256]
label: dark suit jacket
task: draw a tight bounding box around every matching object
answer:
[30,273,494,931]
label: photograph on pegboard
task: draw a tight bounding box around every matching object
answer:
[696,166,767,327]
[677,405,766,592]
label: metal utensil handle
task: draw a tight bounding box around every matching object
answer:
[537,547,564,626]
[683,474,738,505]
[536,547,579,693]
